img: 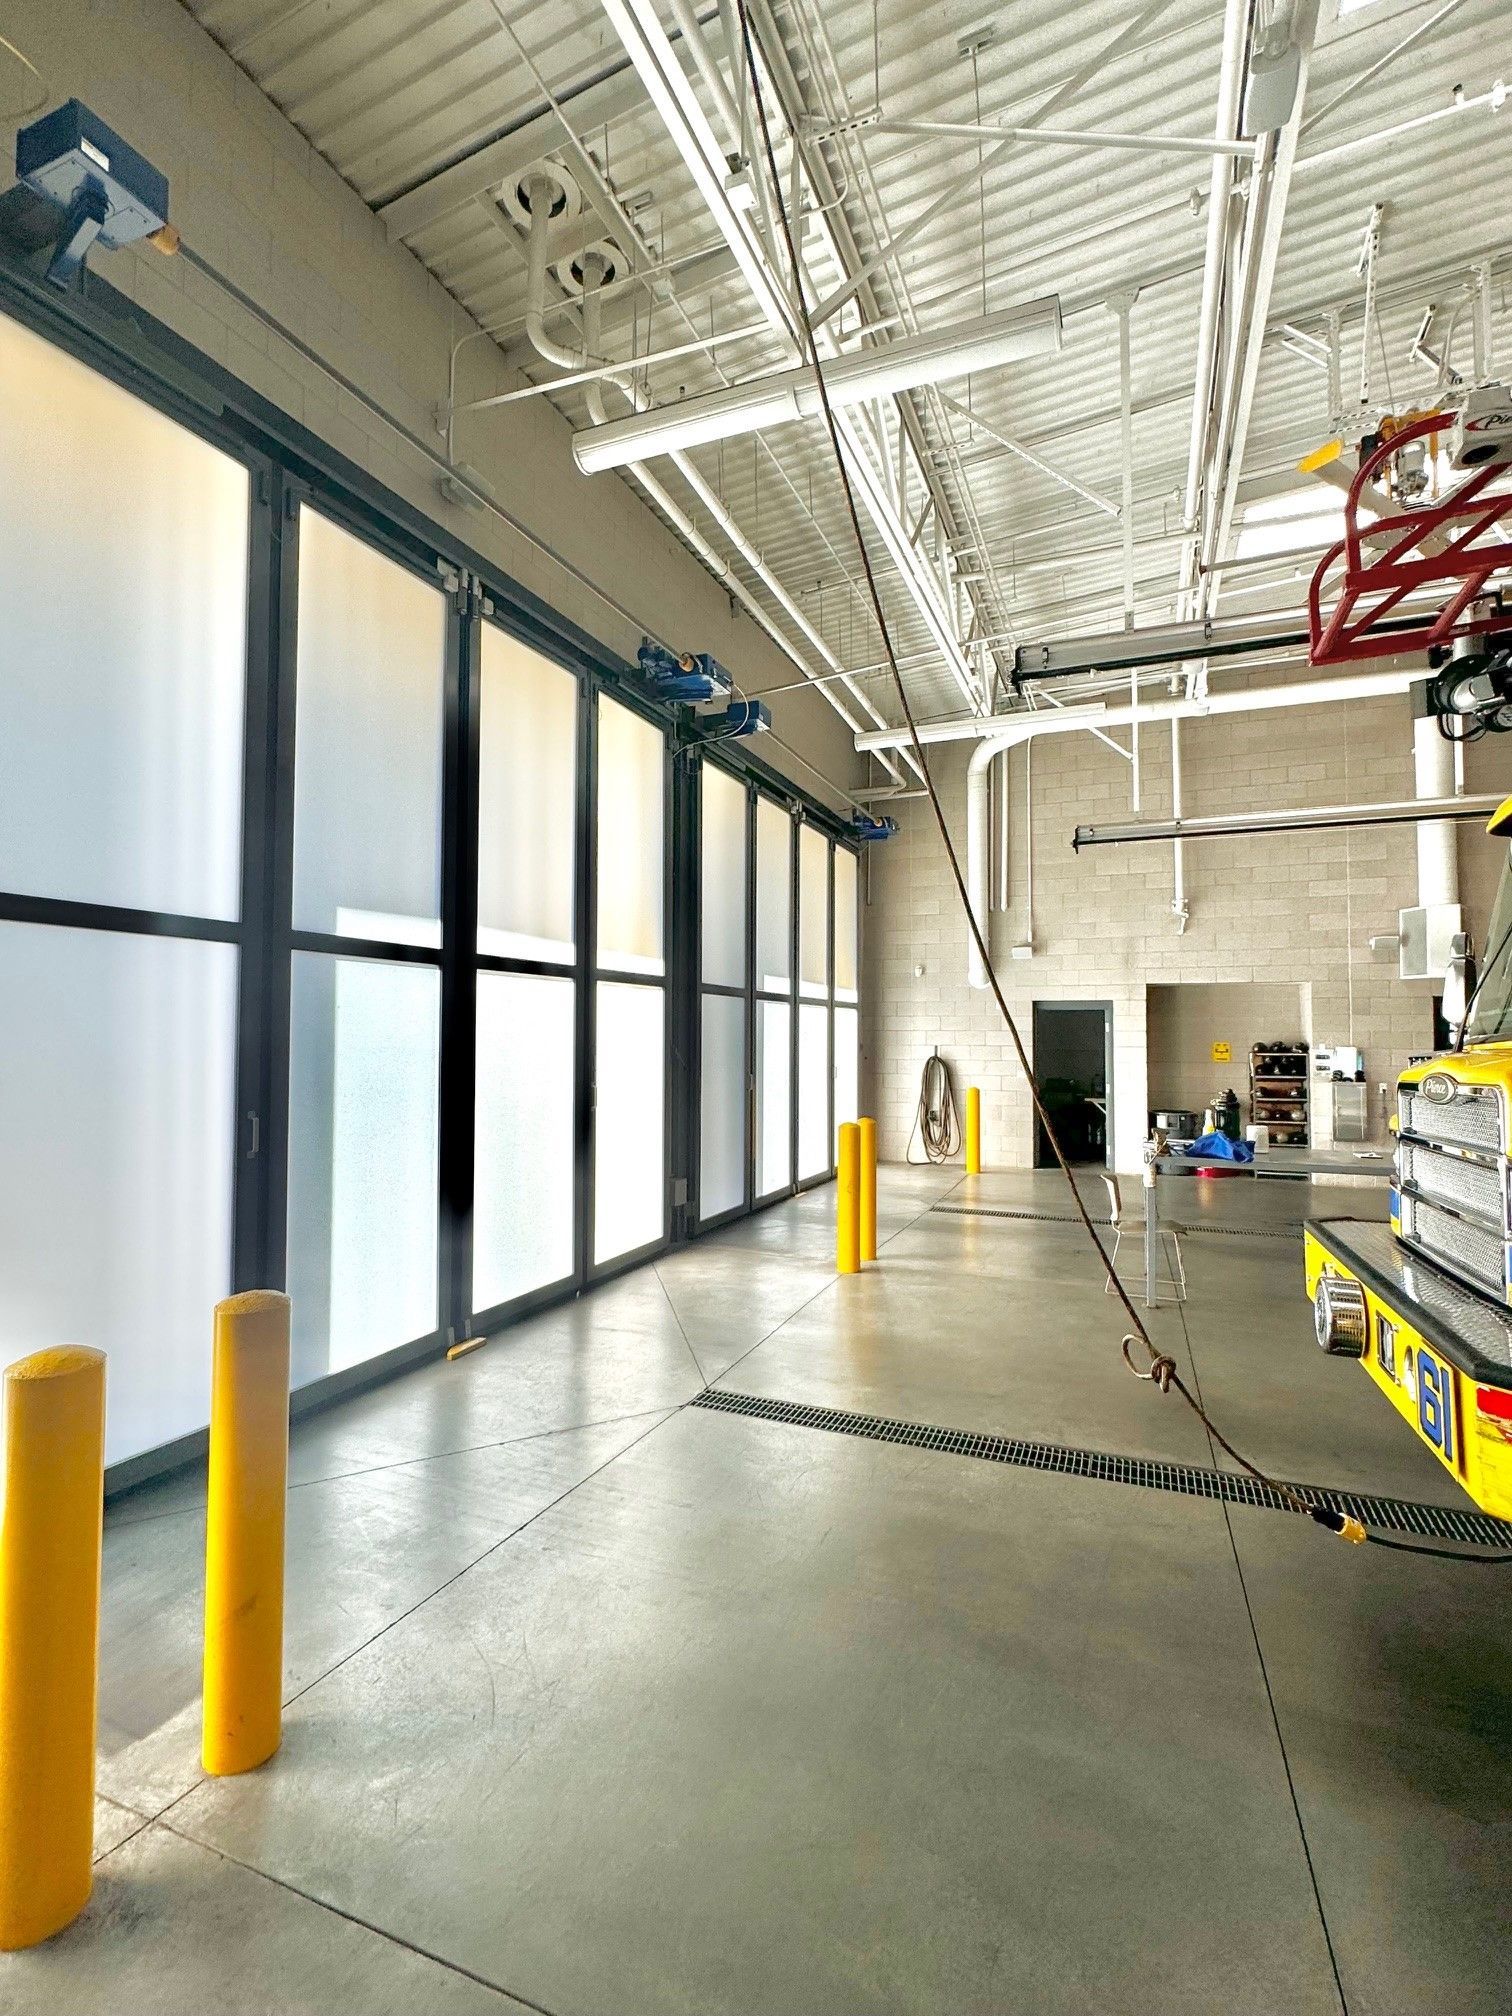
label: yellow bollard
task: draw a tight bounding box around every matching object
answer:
[965,1086,982,1175]
[202,1292,291,1777]
[0,1346,106,1951]
[837,1122,861,1275]
[858,1117,878,1263]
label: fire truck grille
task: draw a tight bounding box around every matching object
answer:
[1398,1142,1506,1231]
[1400,1195,1508,1301]
[1401,1085,1504,1155]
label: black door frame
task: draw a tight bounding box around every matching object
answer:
[1031,1000,1114,1169]
[0,248,861,1493]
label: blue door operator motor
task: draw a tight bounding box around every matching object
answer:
[635,639,771,739]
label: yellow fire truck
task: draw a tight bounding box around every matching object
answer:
[1307,798,1512,1522]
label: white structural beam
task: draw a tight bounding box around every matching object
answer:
[804,0,1186,331]
[745,0,1010,699]
[1201,4,1321,604]
[1175,0,1251,621]
[596,0,981,710]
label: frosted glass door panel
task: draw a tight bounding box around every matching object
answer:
[292,509,445,946]
[474,973,576,1308]
[478,627,577,961]
[799,825,829,1001]
[596,698,664,975]
[835,849,859,1003]
[287,953,440,1383]
[700,993,746,1219]
[756,1000,792,1196]
[755,799,792,992]
[798,1003,830,1179]
[834,1006,859,1143]
[0,922,236,1473]
[700,765,747,986]
[0,311,249,919]
[594,983,666,1262]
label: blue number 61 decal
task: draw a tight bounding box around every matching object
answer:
[1418,1346,1455,1464]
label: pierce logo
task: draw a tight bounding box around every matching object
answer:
[1420,1072,1457,1104]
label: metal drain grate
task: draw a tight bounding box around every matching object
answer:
[692,1389,1512,1547]
[932,1203,1302,1241]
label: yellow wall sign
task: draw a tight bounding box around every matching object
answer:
[1211,1040,1232,1064]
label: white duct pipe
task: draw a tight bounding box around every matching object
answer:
[1413,709,1458,909]
[525,180,608,373]
[994,746,1010,913]
[962,667,1426,986]
[966,762,991,971]
[1170,717,1189,931]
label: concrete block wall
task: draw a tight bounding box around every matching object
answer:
[862,687,1510,1172]
[0,0,860,806]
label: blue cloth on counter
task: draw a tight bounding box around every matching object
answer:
[1179,1132,1254,1162]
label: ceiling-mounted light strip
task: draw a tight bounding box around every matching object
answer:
[572,297,1062,472]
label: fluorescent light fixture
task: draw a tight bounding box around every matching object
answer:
[571,296,1062,473]
[1233,481,1376,560]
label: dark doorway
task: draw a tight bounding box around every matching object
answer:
[1032,1002,1112,1167]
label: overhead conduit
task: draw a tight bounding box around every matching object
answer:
[520,180,915,782]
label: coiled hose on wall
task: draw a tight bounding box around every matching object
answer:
[907,1049,962,1165]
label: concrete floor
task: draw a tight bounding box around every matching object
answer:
[6,1165,1509,2014]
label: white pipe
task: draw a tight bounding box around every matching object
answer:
[577,278,916,782]
[960,666,1426,985]
[995,746,1010,913]
[1296,82,1504,173]
[465,318,771,408]
[1413,710,1458,909]
[665,0,743,149]
[1177,0,1250,618]
[599,0,982,711]
[860,663,1431,754]
[1023,740,1035,952]
[849,116,1260,160]
[528,269,894,769]
[966,761,992,985]
[524,181,604,373]
[1170,717,1189,931]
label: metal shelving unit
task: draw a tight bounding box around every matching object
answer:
[1250,1042,1310,1146]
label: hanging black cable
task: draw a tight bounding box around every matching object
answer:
[731,0,1510,1562]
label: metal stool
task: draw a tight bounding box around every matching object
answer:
[1101,1172,1187,1305]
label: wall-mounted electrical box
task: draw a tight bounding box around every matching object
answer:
[1398,902,1464,983]
[16,99,170,286]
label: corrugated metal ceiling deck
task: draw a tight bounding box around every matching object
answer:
[183,0,1512,733]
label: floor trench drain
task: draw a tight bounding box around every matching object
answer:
[691,1388,1512,1548]
[932,1204,1302,1240]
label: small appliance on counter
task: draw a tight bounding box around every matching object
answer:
[1151,1108,1200,1140]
